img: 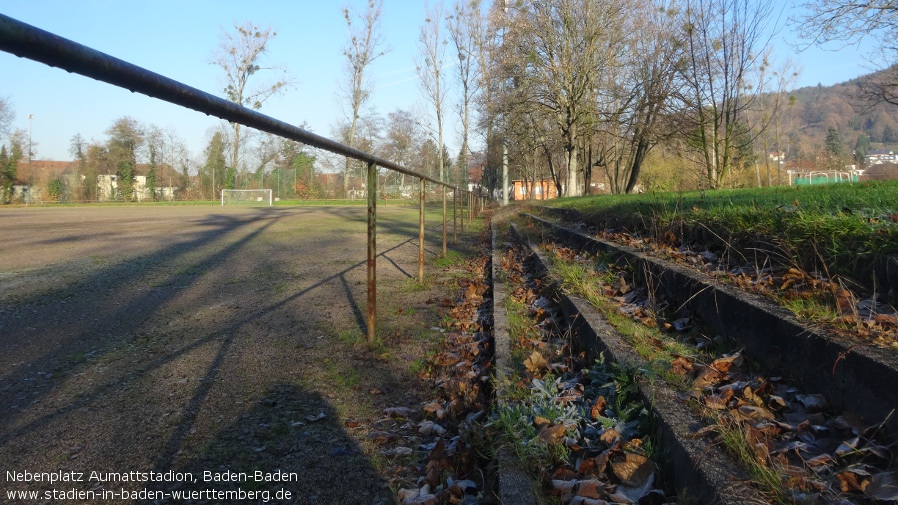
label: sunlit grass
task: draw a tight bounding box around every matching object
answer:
[544,180,898,290]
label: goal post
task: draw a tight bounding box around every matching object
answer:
[220,189,273,207]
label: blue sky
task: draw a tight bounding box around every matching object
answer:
[0,1,884,163]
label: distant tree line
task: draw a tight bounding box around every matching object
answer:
[3,0,897,203]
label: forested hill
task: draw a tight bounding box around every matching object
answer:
[782,68,898,162]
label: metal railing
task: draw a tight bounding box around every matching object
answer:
[0,13,487,343]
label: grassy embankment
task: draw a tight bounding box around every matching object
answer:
[544,180,898,302]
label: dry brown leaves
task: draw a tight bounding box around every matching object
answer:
[542,236,898,502]
[503,240,666,504]
[576,223,898,349]
[672,349,898,502]
[389,255,493,505]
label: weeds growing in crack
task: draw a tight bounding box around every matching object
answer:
[492,234,668,503]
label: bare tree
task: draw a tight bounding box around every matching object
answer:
[677,0,779,188]
[447,0,483,189]
[0,96,13,136]
[211,22,291,184]
[795,0,898,107]
[471,1,505,198]
[339,0,388,194]
[504,0,628,196]
[743,52,799,186]
[579,0,684,194]
[417,0,450,182]
[381,108,423,190]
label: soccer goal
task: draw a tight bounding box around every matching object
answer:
[221,189,273,207]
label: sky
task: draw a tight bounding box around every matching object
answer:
[0,1,886,164]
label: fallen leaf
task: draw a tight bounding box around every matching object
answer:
[610,472,655,503]
[539,424,568,445]
[524,351,549,375]
[734,405,776,422]
[599,428,621,445]
[551,467,578,481]
[368,431,400,445]
[710,351,744,373]
[590,396,607,420]
[836,287,856,315]
[866,470,898,501]
[418,421,436,436]
[669,356,693,375]
[795,393,828,413]
[611,453,654,487]
[384,407,414,418]
[693,365,727,387]
[577,457,597,475]
[837,468,872,493]
[551,479,577,495]
[304,411,326,422]
[575,479,606,499]
[534,415,553,428]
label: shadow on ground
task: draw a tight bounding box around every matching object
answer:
[149,384,391,505]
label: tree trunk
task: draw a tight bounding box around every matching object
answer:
[566,143,579,196]
[625,137,649,194]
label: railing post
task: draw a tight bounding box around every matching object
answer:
[419,177,425,283]
[453,185,458,244]
[442,185,447,257]
[469,192,474,222]
[460,191,465,233]
[366,161,377,344]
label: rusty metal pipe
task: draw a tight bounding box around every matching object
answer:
[441,186,447,257]
[453,186,457,244]
[0,13,449,188]
[367,161,377,343]
[418,178,425,283]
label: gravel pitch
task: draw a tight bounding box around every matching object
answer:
[0,204,468,504]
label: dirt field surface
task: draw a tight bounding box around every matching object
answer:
[0,204,480,504]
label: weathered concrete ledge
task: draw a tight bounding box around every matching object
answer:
[490,224,538,505]
[510,223,753,505]
[522,213,898,434]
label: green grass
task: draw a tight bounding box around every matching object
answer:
[543,180,898,294]
[541,245,699,389]
[434,249,465,268]
[712,414,789,503]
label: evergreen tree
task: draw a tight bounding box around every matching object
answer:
[116,160,135,201]
[202,131,227,199]
[47,178,63,202]
[825,126,842,156]
[854,134,871,166]
[0,146,10,203]
[883,125,896,144]
[1,138,23,203]
[146,145,158,202]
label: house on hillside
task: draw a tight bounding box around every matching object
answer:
[866,149,897,165]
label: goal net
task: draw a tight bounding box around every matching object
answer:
[221,189,273,207]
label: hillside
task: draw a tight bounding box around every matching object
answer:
[781,68,898,162]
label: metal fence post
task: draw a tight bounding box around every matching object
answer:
[419,177,425,283]
[442,185,447,257]
[469,192,474,222]
[459,191,465,233]
[453,185,458,244]
[366,161,377,344]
